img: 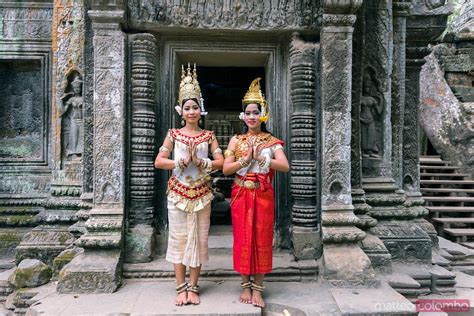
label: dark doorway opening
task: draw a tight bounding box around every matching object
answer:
[198,66,265,225]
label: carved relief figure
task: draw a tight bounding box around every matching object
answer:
[60,72,83,158]
[360,71,383,158]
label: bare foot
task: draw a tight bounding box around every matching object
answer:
[175,291,187,306]
[239,288,252,304]
[187,290,200,305]
[251,290,265,308]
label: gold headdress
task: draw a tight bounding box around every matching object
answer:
[176,63,207,116]
[242,77,268,123]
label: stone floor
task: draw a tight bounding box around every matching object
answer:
[7,279,423,316]
[2,235,474,315]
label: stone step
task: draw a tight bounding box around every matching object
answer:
[421,179,474,185]
[330,282,417,315]
[419,158,450,165]
[427,206,474,213]
[460,242,474,249]
[420,165,461,170]
[420,173,470,178]
[123,252,318,281]
[424,196,474,203]
[421,188,474,193]
[444,228,474,237]
[432,218,474,225]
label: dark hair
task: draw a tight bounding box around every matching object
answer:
[181,98,200,106]
[240,103,271,135]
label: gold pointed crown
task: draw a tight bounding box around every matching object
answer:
[242,78,269,122]
[178,63,201,107]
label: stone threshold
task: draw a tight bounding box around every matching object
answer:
[123,251,318,282]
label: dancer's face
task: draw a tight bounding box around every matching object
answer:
[244,103,262,130]
[182,99,201,125]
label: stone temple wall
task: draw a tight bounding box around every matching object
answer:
[0,0,454,294]
[0,0,53,262]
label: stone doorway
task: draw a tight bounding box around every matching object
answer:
[153,39,291,257]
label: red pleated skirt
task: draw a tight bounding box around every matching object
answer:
[231,176,274,275]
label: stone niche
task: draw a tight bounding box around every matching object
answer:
[0,59,44,161]
[0,53,51,195]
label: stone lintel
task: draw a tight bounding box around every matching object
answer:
[88,10,125,26]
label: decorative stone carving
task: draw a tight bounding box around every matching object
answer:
[360,72,383,159]
[0,4,52,40]
[391,0,410,190]
[128,0,322,31]
[57,8,126,294]
[125,33,157,263]
[60,72,84,159]
[289,32,321,260]
[361,0,393,179]
[321,0,374,285]
[351,7,390,270]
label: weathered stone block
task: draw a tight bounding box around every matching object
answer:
[291,226,322,260]
[8,259,51,289]
[370,221,432,263]
[57,253,121,294]
[124,226,155,263]
[322,245,376,286]
[52,247,84,277]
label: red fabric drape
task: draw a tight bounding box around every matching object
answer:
[231,173,275,275]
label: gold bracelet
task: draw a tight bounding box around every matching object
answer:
[238,158,250,168]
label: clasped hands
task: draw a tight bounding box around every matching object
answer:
[240,136,265,167]
[178,139,209,170]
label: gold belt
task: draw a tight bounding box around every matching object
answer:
[234,177,260,190]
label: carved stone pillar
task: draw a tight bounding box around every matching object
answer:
[289,33,321,260]
[391,1,410,191]
[321,0,374,285]
[125,34,157,263]
[405,1,452,247]
[57,3,126,293]
[15,0,87,266]
[361,0,431,261]
[351,7,391,270]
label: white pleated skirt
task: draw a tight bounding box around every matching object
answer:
[166,198,211,267]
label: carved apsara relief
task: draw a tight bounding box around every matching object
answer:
[360,66,383,159]
[60,71,84,159]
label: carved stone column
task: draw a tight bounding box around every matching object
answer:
[321,0,374,285]
[351,7,391,270]
[289,33,321,260]
[57,2,126,293]
[405,1,452,247]
[360,0,430,263]
[125,34,157,263]
[15,0,86,266]
[391,1,410,191]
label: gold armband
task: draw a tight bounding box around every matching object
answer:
[224,149,235,158]
[159,146,170,153]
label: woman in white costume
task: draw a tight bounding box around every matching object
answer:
[154,64,223,306]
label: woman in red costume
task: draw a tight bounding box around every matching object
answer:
[223,78,289,308]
